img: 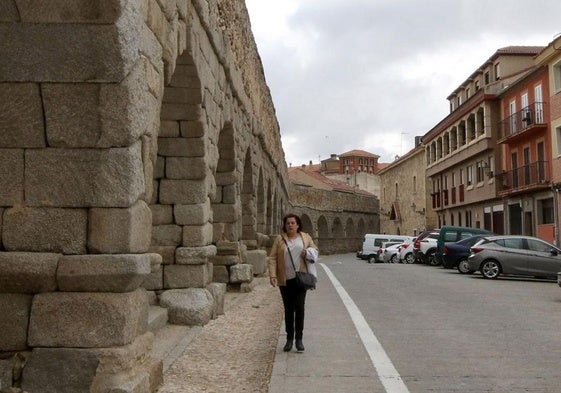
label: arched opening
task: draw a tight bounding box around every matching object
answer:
[241,148,255,241]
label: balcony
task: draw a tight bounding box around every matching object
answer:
[496,161,551,196]
[498,102,547,143]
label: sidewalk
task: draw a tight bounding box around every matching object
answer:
[268,263,386,393]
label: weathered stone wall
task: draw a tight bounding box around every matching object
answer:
[0,1,288,391]
[289,184,379,254]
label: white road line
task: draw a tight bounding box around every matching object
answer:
[320,263,410,393]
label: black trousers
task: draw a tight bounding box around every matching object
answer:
[279,278,307,341]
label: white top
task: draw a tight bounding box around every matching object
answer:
[284,235,304,280]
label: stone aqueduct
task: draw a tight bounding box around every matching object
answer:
[0,1,378,391]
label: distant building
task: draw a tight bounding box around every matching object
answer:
[377,143,435,236]
[319,149,386,196]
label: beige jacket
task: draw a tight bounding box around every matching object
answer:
[268,232,318,286]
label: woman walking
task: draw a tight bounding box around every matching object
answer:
[268,213,319,352]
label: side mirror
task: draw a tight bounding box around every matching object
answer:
[550,249,559,256]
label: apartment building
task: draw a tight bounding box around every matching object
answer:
[495,64,554,242]
[536,34,561,245]
[422,46,543,232]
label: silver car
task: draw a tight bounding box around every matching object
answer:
[467,235,561,279]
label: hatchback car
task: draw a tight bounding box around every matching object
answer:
[441,234,489,272]
[381,243,402,263]
[398,237,416,264]
[467,235,561,279]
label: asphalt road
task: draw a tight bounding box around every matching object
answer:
[321,253,561,392]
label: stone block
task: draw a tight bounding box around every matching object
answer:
[245,249,268,276]
[0,252,59,293]
[163,87,202,104]
[0,1,19,22]
[22,332,155,393]
[207,282,226,317]
[21,347,100,393]
[216,240,239,255]
[157,136,205,157]
[165,156,207,179]
[0,15,140,82]
[0,208,3,249]
[0,293,32,351]
[160,102,201,121]
[173,199,211,225]
[28,289,148,348]
[0,148,24,206]
[211,202,240,223]
[229,264,253,283]
[159,120,180,137]
[142,264,163,291]
[0,84,45,147]
[25,142,145,207]
[147,245,176,265]
[159,179,207,204]
[151,224,182,246]
[212,265,229,283]
[181,223,213,247]
[154,155,165,178]
[15,0,126,23]
[211,255,240,266]
[222,184,236,204]
[179,120,206,138]
[89,200,152,254]
[175,245,217,265]
[3,207,87,254]
[159,288,214,326]
[163,264,210,288]
[57,254,151,292]
[44,60,153,149]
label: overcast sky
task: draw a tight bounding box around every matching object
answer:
[245,0,561,167]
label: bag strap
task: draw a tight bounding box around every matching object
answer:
[281,236,298,272]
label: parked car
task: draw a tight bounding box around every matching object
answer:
[435,226,493,265]
[381,243,403,263]
[467,235,561,279]
[413,230,440,265]
[376,241,402,263]
[398,237,417,264]
[440,235,489,272]
[362,234,412,263]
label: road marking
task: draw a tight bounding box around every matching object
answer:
[320,263,410,393]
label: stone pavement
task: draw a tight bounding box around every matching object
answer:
[268,262,387,393]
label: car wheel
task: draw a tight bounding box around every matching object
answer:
[404,253,414,264]
[368,255,375,264]
[428,251,440,266]
[457,259,474,274]
[390,254,398,263]
[481,260,501,279]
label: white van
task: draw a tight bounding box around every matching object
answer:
[361,234,414,263]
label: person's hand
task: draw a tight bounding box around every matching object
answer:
[270,277,277,287]
[300,249,306,259]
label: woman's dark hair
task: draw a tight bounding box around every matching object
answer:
[282,213,303,233]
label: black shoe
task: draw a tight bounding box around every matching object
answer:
[295,339,304,352]
[283,340,293,352]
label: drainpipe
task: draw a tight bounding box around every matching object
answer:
[553,183,560,246]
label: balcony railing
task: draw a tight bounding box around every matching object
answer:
[496,161,550,194]
[498,102,547,142]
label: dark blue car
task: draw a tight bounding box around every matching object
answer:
[441,235,489,272]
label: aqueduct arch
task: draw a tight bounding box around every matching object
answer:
[0,1,289,391]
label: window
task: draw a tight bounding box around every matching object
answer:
[459,168,464,185]
[556,126,561,156]
[538,198,554,225]
[457,95,462,107]
[554,60,561,92]
[413,176,417,193]
[494,62,500,80]
[484,71,490,84]
[467,165,473,185]
[476,161,485,183]
[475,80,480,91]
[466,87,471,99]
